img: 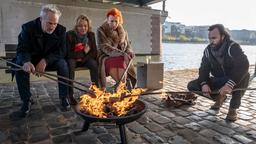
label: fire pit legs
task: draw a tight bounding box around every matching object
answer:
[82,121,90,131]
[118,124,127,144]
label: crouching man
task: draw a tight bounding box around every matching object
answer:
[187,24,250,121]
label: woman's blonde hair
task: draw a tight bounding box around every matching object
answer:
[73,14,92,32]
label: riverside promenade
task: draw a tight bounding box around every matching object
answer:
[0,69,256,144]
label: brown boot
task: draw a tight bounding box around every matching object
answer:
[69,95,78,105]
[226,108,237,121]
[210,95,226,110]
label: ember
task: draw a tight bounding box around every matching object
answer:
[79,83,145,118]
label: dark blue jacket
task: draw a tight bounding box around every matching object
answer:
[198,40,249,88]
[16,17,66,65]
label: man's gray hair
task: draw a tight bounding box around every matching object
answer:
[40,4,61,18]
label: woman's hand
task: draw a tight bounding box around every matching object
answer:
[84,44,91,54]
[124,53,131,64]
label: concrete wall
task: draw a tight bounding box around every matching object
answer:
[0,0,163,56]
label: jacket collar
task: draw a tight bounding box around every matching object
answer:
[34,17,59,40]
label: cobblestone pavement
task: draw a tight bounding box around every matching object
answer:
[0,69,256,144]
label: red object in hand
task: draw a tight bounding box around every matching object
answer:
[74,43,85,52]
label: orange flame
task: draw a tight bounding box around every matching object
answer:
[79,83,145,118]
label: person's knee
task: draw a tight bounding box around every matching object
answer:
[187,80,199,91]
[55,59,69,75]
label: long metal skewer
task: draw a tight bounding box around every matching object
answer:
[0,57,90,88]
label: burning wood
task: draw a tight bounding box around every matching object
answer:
[79,83,145,118]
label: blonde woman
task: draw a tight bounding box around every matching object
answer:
[66,15,98,104]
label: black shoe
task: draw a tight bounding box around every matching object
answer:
[60,98,70,111]
[10,99,32,120]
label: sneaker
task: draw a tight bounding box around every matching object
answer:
[60,98,70,111]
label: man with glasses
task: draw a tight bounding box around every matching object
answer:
[187,24,250,121]
[11,4,70,119]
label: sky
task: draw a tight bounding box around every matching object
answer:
[150,0,256,31]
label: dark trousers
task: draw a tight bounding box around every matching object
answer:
[15,59,69,102]
[67,58,98,96]
[187,73,250,109]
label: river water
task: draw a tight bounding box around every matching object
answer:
[136,43,256,71]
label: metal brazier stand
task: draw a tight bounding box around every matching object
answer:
[74,100,147,144]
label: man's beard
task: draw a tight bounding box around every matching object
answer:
[210,41,223,50]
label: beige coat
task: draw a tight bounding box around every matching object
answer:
[96,22,136,88]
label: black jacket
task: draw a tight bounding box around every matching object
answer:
[16,17,66,65]
[66,30,97,60]
[198,40,249,88]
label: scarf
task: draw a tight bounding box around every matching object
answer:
[210,38,228,65]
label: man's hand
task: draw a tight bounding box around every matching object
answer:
[219,84,232,96]
[22,62,35,74]
[35,59,47,77]
[201,84,211,97]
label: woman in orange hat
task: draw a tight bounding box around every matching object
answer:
[97,8,136,89]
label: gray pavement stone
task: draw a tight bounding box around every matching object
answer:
[193,111,209,117]
[50,126,70,136]
[235,125,251,133]
[127,121,150,134]
[160,110,176,118]
[199,120,236,136]
[151,114,172,124]
[246,130,256,139]
[187,115,202,121]
[75,133,101,144]
[29,126,50,143]
[9,126,28,143]
[125,129,146,144]
[204,116,219,122]
[92,126,108,134]
[232,135,253,144]
[172,116,190,125]
[145,121,165,132]
[97,133,117,144]
[52,134,73,144]
[177,128,213,143]
[157,129,176,138]
[200,129,238,144]
[137,115,150,124]
[184,122,202,132]
[236,119,251,126]
[171,109,191,117]
[142,131,165,144]
[168,135,191,144]
[212,135,239,144]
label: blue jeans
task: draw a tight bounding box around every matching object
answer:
[187,74,250,109]
[15,59,69,102]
